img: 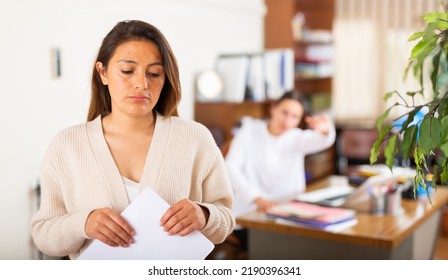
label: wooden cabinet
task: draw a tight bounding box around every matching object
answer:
[194,101,272,146]
[335,127,380,175]
[264,0,334,48]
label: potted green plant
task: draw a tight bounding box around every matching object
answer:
[370,4,448,196]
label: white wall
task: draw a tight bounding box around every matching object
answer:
[0,0,265,259]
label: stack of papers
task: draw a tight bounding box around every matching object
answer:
[266,201,357,231]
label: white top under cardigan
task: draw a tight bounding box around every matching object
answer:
[30,113,235,259]
[225,117,336,217]
[122,176,143,202]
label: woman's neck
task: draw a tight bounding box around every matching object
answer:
[102,112,156,137]
[267,121,283,136]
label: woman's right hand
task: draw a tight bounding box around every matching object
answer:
[85,208,135,247]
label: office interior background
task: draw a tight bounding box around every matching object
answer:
[0,0,446,259]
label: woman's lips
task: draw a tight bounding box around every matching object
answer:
[129,95,149,101]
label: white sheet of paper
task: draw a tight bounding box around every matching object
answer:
[77,187,214,260]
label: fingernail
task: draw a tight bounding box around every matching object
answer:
[129,238,135,244]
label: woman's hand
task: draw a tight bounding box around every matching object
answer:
[160,199,209,236]
[85,208,135,247]
[305,114,332,135]
[254,197,278,212]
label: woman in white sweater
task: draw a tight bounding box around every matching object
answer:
[30,20,234,259]
[226,91,336,217]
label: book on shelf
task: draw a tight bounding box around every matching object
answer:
[295,58,333,78]
[266,201,357,231]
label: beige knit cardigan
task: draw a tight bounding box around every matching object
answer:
[30,114,235,259]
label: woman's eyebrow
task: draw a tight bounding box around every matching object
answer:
[117,59,163,67]
[117,59,137,64]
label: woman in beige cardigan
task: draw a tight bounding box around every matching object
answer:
[30,20,234,259]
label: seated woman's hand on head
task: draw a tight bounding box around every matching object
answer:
[305,114,332,135]
[160,199,209,236]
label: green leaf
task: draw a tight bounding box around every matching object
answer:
[418,118,431,153]
[370,124,392,164]
[410,38,435,60]
[431,49,442,94]
[429,117,442,149]
[370,145,380,165]
[401,125,418,159]
[436,20,448,30]
[403,60,415,80]
[441,142,448,157]
[401,106,422,131]
[409,23,439,89]
[419,117,441,153]
[406,90,423,98]
[443,39,448,58]
[439,98,448,119]
[376,107,393,131]
[441,115,448,141]
[383,91,395,102]
[422,12,448,23]
[441,159,448,183]
[422,11,448,30]
[385,134,398,169]
[408,31,424,42]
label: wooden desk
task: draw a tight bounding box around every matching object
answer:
[236,177,448,259]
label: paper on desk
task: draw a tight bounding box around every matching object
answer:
[77,187,214,260]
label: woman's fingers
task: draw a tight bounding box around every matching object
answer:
[160,199,207,236]
[85,208,135,247]
[254,197,278,212]
[305,114,330,134]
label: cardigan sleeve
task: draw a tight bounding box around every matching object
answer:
[30,137,92,258]
[195,130,235,244]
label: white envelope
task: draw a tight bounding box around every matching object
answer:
[78,187,214,260]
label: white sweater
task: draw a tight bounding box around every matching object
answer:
[30,114,235,259]
[225,117,335,217]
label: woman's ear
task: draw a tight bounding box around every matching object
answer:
[96,62,108,85]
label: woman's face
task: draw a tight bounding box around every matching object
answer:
[96,40,165,118]
[269,99,304,135]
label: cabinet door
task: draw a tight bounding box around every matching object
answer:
[305,147,336,183]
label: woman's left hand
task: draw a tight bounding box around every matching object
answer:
[160,199,209,236]
[305,114,332,135]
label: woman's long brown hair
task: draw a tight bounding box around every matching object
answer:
[87,20,181,121]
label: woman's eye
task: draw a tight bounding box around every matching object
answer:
[147,73,160,78]
[121,70,133,75]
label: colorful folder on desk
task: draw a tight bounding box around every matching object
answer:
[266,201,357,231]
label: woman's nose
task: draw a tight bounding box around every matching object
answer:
[134,72,148,89]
